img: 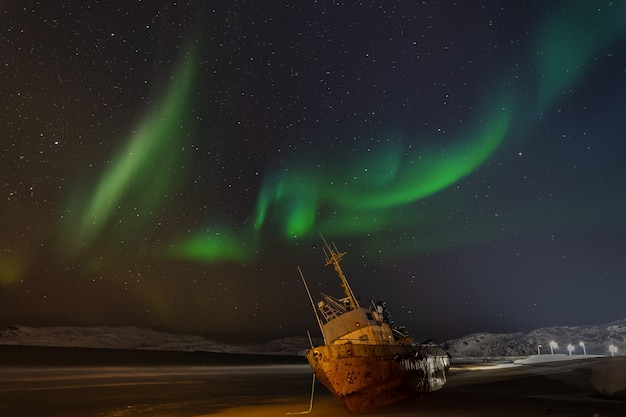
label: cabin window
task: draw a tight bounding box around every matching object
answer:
[359,335,369,341]
[366,312,373,321]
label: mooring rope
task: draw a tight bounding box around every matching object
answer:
[286,373,316,414]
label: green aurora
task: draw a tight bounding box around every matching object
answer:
[59,47,197,258]
[60,1,626,264]
[254,103,512,238]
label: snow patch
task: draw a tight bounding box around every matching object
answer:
[444,318,626,358]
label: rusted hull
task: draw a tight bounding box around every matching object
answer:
[306,342,450,413]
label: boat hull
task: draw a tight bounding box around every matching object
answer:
[305,342,450,413]
[300,240,450,413]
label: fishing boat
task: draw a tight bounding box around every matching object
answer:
[298,237,450,413]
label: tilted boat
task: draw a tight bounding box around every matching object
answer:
[298,237,450,413]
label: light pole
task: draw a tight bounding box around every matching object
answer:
[609,344,618,357]
[537,344,542,355]
[567,344,574,356]
[579,341,586,356]
[549,340,558,355]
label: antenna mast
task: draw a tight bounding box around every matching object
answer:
[320,233,360,309]
[298,266,327,344]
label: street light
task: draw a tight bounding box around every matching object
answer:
[567,343,575,356]
[549,340,558,355]
[609,344,618,357]
[579,341,586,356]
[537,344,542,355]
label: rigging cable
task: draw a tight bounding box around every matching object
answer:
[286,373,316,415]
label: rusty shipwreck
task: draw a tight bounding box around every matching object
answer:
[298,237,450,413]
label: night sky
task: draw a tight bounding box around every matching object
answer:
[2,1,626,343]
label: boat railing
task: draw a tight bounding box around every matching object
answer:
[331,336,396,346]
[318,301,342,321]
[317,293,351,322]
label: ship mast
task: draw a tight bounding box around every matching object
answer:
[320,233,360,310]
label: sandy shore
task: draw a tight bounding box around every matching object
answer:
[210,360,626,417]
[0,346,623,416]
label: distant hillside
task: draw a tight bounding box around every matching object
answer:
[0,325,315,356]
[2,320,625,358]
[443,319,626,357]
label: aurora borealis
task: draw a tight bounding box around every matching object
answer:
[2,1,626,341]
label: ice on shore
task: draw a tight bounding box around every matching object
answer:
[590,358,626,398]
[513,354,626,399]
